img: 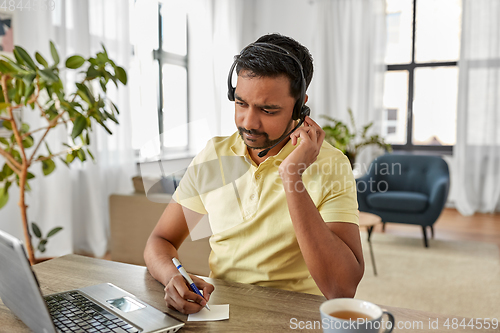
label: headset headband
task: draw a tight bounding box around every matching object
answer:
[227,42,308,121]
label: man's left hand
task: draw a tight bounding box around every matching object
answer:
[279,116,325,179]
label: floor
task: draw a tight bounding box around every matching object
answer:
[372,208,500,247]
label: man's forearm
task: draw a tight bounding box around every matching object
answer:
[281,174,363,299]
[144,235,182,286]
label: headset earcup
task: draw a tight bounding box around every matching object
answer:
[228,87,235,101]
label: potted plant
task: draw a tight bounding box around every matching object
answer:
[0,42,127,264]
[321,108,392,168]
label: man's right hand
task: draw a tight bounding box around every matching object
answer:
[164,274,215,314]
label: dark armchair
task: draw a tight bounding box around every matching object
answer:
[356,154,450,247]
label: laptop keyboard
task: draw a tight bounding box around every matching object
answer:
[45,291,141,333]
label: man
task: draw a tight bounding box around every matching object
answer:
[144,34,364,315]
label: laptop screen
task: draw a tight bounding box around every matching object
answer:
[0,230,56,333]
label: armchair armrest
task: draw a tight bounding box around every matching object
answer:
[428,175,450,207]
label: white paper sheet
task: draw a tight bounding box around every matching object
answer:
[187,304,230,321]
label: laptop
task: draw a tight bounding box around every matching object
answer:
[0,230,185,333]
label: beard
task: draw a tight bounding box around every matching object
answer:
[238,118,294,150]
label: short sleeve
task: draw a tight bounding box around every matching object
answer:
[317,153,359,225]
[173,158,208,215]
[172,140,219,215]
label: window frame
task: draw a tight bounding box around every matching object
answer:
[153,2,190,154]
[387,0,458,155]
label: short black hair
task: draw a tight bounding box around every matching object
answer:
[235,33,314,100]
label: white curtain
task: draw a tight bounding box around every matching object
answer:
[455,0,500,215]
[0,0,134,258]
[187,0,244,149]
[310,0,386,171]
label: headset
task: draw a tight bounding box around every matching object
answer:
[227,42,311,157]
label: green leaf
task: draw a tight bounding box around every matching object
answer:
[23,83,35,103]
[38,239,47,253]
[85,132,90,145]
[109,101,120,115]
[27,172,35,179]
[21,123,30,133]
[65,153,75,163]
[99,121,113,135]
[77,90,91,104]
[71,115,87,139]
[0,60,15,73]
[104,111,118,124]
[0,137,9,145]
[59,157,69,167]
[86,148,95,161]
[47,227,63,238]
[101,43,109,58]
[1,56,30,74]
[86,66,99,79]
[14,46,38,71]
[44,141,52,155]
[42,158,56,176]
[13,48,25,66]
[99,79,107,93]
[76,83,94,104]
[31,222,42,238]
[96,52,107,64]
[115,66,127,85]
[22,73,36,87]
[0,102,10,112]
[3,163,13,177]
[16,79,24,100]
[65,55,86,69]
[50,41,59,66]
[35,52,49,67]
[39,68,59,83]
[22,135,34,148]
[77,149,86,162]
[0,186,9,209]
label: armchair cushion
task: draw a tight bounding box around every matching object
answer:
[367,191,428,213]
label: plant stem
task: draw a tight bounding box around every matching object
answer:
[0,147,22,173]
[22,118,72,139]
[28,111,65,165]
[1,74,35,265]
[35,144,84,162]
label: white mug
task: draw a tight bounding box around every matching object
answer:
[319,298,394,333]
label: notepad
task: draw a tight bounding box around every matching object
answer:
[187,304,229,321]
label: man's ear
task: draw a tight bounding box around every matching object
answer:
[304,94,309,104]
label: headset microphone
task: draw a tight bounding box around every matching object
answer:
[257,106,310,158]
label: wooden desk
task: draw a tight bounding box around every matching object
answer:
[1,255,497,333]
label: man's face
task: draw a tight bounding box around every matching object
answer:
[234,71,296,150]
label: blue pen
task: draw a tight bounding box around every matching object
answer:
[172,257,211,311]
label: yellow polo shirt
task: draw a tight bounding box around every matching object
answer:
[174,132,358,295]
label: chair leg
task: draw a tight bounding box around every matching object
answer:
[430,225,434,239]
[422,226,429,248]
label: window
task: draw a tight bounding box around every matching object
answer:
[383,0,462,153]
[155,1,189,152]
